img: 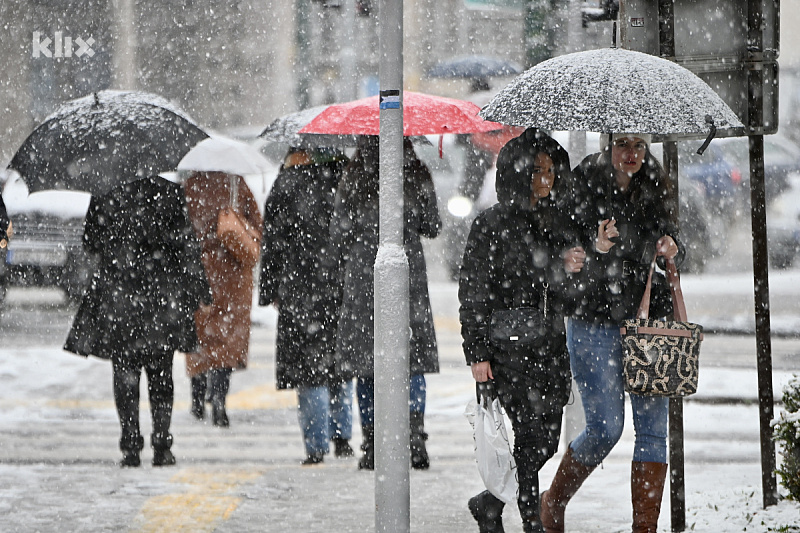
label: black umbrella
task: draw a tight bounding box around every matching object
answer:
[8,90,209,196]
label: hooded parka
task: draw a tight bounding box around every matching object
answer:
[329,139,441,379]
[259,152,348,389]
[64,175,211,359]
[459,129,579,411]
[459,129,583,525]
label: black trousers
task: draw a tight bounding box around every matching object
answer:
[491,364,564,522]
[112,348,174,451]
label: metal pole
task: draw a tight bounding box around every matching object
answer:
[747,0,778,509]
[376,0,410,532]
[295,0,312,109]
[340,0,359,101]
[111,0,137,89]
[657,3,687,530]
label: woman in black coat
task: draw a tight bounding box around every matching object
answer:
[329,136,440,471]
[459,129,585,533]
[64,175,211,467]
[259,147,355,465]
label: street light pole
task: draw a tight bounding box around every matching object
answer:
[375,0,410,531]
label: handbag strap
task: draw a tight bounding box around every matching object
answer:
[636,255,657,319]
[665,257,688,321]
[635,251,688,321]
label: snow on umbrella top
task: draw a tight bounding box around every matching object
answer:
[177,136,272,176]
[298,91,505,137]
[8,90,208,196]
[259,104,355,148]
[479,48,744,135]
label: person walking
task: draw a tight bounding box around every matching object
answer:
[259,146,355,465]
[329,136,441,471]
[540,134,685,533]
[64,175,211,467]
[459,129,585,533]
[183,170,262,428]
[0,191,11,248]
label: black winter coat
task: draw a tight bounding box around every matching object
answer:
[569,152,686,325]
[459,130,580,410]
[259,160,346,388]
[329,154,441,379]
[64,176,211,359]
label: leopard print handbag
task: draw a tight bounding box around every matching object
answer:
[620,254,703,397]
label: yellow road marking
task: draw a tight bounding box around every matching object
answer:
[130,468,262,533]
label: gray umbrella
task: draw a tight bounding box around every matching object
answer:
[259,105,356,148]
[479,48,743,136]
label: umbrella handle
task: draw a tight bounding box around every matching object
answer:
[696,115,716,155]
[229,175,239,211]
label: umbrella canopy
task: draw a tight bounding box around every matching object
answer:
[8,90,208,196]
[297,91,504,137]
[426,55,523,80]
[259,104,356,148]
[177,136,271,176]
[479,48,743,135]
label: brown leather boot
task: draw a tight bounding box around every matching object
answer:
[540,446,596,533]
[631,461,668,533]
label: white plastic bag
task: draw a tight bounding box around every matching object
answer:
[464,396,518,504]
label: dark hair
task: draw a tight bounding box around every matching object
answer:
[598,143,676,223]
[495,128,571,208]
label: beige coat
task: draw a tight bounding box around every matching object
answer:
[184,172,262,377]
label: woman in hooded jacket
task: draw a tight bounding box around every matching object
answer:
[329,136,441,471]
[459,128,586,533]
[539,134,685,533]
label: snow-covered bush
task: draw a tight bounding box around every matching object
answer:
[774,374,800,501]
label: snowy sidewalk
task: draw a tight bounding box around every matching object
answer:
[0,321,798,532]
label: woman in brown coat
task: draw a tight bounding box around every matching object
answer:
[184,171,262,427]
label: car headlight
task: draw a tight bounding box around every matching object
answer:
[447,195,473,218]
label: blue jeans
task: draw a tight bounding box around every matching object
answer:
[567,318,668,466]
[356,374,426,427]
[297,380,354,456]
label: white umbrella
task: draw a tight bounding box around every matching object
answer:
[177,136,271,176]
[480,48,744,136]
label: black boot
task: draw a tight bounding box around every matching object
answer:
[208,368,231,428]
[410,411,430,470]
[190,374,207,420]
[113,365,143,468]
[468,490,505,533]
[301,451,325,466]
[151,433,176,467]
[333,436,354,458]
[516,447,543,532]
[119,434,144,468]
[358,425,374,470]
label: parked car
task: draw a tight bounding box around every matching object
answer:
[715,134,800,205]
[677,141,740,221]
[766,172,800,269]
[0,171,94,305]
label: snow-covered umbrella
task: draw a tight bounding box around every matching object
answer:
[177,136,271,177]
[177,135,271,210]
[8,90,208,196]
[479,48,743,136]
[258,104,351,148]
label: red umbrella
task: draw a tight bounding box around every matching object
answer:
[297,91,504,136]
